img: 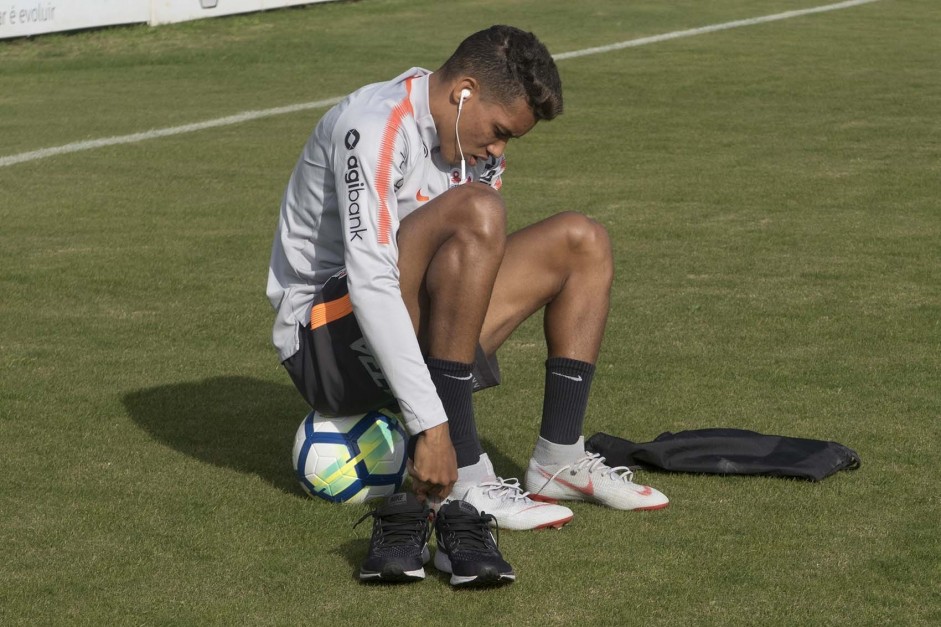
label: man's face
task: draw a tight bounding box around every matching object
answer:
[447,94,537,167]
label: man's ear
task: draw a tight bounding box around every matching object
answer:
[452,77,479,105]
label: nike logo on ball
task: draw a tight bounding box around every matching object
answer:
[551,372,583,382]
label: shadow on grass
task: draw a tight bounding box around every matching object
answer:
[333,538,371,581]
[123,376,307,496]
[122,376,525,501]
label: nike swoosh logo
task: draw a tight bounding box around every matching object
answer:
[551,372,583,382]
[539,468,594,496]
[636,485,653,496]
[442,373,473,381]
[416,189,430,202]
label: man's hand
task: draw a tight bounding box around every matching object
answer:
[408,423,458,502]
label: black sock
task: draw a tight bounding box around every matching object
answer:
[427,358,482,468]
[540,357,596,445]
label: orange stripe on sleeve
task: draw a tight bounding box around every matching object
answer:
[374,78,415,245]
[310,294,353,330]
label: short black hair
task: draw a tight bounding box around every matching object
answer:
[438,25,563,121]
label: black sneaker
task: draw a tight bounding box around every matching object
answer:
[433,499,516,587]
[354,492,432,582]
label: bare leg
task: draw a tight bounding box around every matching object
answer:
[480,211,614,361]
[394,201,612,498]
[397,183,507,361]
[395,183,507,499]
[481,211,613,450]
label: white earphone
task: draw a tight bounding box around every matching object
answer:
[456,88,471,181]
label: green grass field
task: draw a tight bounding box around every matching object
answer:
[2,0,939,624]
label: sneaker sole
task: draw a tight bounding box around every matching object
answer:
[530,493,669,511]
[435,551,515,587]
[530,514,573,529]
[492,514,573,531]
[463,501,574,531]
[359,566,426,582]
[450,571,516,587]
[359,545,430,582]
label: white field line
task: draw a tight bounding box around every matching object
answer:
[552,0,882,60]
[0,0,882,169]
[0,97,344,168]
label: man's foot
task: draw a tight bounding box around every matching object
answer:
[525,452,669,511]
[355,492,432,582]
[434,500,516,587]
[455,477,574,530]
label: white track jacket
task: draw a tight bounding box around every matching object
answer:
[267,68,506,436]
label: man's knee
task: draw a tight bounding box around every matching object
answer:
[448,183,507,249]
[554,211,613,268]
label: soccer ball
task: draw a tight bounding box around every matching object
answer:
[292,408,408,503]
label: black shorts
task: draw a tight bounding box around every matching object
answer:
[283,269,500,416]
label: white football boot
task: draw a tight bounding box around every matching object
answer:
[448,454,573,530]
[526,451,669,511]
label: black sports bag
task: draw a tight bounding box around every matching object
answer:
[586,428,860,481]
